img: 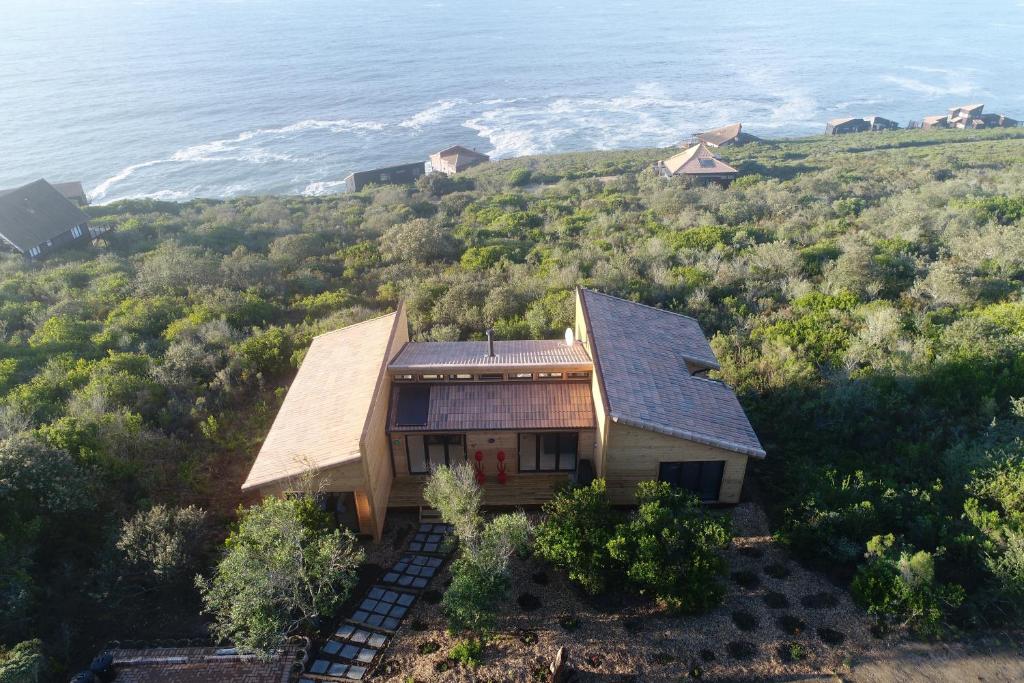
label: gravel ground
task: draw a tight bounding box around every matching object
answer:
[364,504,891,682]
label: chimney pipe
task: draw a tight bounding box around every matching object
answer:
[486,328,495,357]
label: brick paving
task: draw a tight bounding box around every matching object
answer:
[299,522,452,682]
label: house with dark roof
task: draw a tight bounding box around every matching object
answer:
[825,117,871,135]
[0,179,89,206]
[657,143,739,184]
[428,145,490,175]
[0,179,91,258]
[242,288,765,539]
[343,162,426,192]
[695,123,760,148]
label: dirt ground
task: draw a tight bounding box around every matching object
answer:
[365,505,917,682]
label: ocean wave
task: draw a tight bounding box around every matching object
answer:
[882,67,979,98]
[399,100,462,129]
[302,180,348,196]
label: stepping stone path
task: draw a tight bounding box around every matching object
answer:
[299,523,453,682]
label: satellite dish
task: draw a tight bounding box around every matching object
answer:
[564,327,575,346]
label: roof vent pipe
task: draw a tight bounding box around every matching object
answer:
[486,328,495,357]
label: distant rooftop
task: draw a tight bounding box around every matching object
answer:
[661,143,739,176]
[0,178,89,253]
[389,340,593,372]
[104,646,301,683]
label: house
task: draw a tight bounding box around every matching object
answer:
[922,114,949,129]
[920,104,1019,130]
[0,179,89,206]
[242,288,765,540]
[948,103,985,127]
[343,162,425,192]
[980,113,1019,128]
[866,116,899,131]
[0,179,91,258]
[71,646,304,683]
[696,123,760,148]
[428,145,490,175]
[825,117,870,135]
[657,143,739,184]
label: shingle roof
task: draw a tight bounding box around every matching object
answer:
[389,381,595,432]
[389,340,592,372]
[435,145,489,161]
[106,646,301,683]
[242,311,401,489]
[661,143,739,176]
[579,289,766,458]
[0,179,89,252]
[696,123,759,147]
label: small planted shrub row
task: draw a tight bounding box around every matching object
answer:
[536,480,731,613]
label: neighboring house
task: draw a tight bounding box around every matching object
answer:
[866,116,899,131]
[0,178,91,258]
[72,646,304,683]
[696,123,760,148]
[0,179,89,206]
[922,114,950,129]
[825,117,871,135]
[343,162,425,192]
[428,145,490,175]
[657,143,739,184]
[242,288,765,540]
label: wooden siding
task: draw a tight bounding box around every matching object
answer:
[359,304,409,539]
[603,421,748,504]
[389,471,572,508]
[575,289,610,478]
[255,458,375,535]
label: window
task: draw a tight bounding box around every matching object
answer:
[658,461,725,502]
[407,434,466,473]
[510,372,533,380]
[394,374,414,381]
[537,372,562,379]
[698,158,717,168]
[29,246,40,257]
[395,385,430,426]
[420,374,443,381]
[566,371,591,380]
[478,373,503,381]
[518,432,577,472]
[449,373,473,380]
[71,225,83,238]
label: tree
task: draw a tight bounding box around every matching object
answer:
[0,639,44,683]
[607,481,730,612]
[196,496,364,655]
[117,505,208,583]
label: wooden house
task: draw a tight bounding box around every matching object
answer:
[343,162,425,192]
[866,116,899,131]
[825,117,870,135]
[657,143,739,184]
[0,179,91,258]
[242,288,765,539]
[428,145,490,175]
[922,114,950,129]
[695,123,760,148]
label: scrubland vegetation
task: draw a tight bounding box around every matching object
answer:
[3,127,1024,676]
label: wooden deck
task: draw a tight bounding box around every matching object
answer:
[388,473,572,508]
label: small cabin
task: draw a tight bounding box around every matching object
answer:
[922,114,949,129]
[825,117,870,135]
[866,116,899,131]
[696,123,760,148]
[657,143,739,185]
[242,288,765,539]
[428,145,490,175]
[0,179,91,259]
[343,162,426,192]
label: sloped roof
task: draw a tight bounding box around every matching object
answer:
[697,123,759,147]
[827,117,863,126]
[106,646,301,683]
[390,340,592,372]
[923,114,949,124]
[52,181,88,202]
[662,143,739,176]
[579,288,765,458]
[949,103,984,114]
[242,311,401,489]
[0,179,89,252]
[435,145,489,161]
[389,381,595,432]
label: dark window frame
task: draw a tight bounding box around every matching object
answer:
[658,460,725,502]
[517,432,578,472]
[406,433,466,474]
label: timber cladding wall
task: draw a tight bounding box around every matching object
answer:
[604,421,748,504]
[574,291,609,477]
[360,305,410,539]
[257,459,375,534]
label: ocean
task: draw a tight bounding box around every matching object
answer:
[1,0,1022,204]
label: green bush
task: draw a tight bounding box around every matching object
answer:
[607,481,730,612]
[851,534,965,637]
[535,479,620,594]
[449,638,483,667]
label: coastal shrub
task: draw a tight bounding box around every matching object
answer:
[851,534,965,637]
[117,504,208,583]
[535,479,620,594]
[449,639,483,667]
[195,495,363,655]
